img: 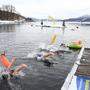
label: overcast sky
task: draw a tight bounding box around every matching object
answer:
[0,0,90,19]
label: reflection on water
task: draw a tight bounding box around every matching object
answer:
[0,24,16,33]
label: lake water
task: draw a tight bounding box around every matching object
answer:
[0,21,90,90]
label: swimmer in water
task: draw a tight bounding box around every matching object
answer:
[0,52,28,80]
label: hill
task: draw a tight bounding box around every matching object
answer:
[65,15,90,22]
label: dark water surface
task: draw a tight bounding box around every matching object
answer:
[0,22,90,90]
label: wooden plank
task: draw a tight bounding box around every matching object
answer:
[75,48,90,76]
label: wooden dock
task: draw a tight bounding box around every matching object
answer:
[75,48,90,76]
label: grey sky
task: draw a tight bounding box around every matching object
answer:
[0,0,90,19]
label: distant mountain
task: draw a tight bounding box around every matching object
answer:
[65,15,90,22]
[25,17,62,22]
[26,15,90,22]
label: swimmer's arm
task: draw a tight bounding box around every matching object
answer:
[8,57,16,68]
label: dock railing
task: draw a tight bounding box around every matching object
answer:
[61,46,85,90]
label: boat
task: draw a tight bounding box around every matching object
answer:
[61,46,90,90]
[35,24,61,28]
